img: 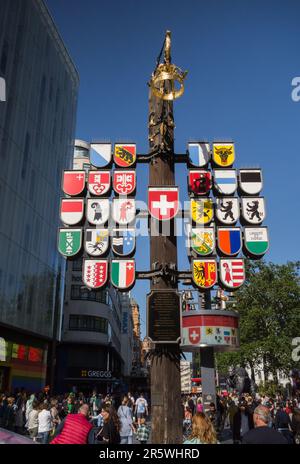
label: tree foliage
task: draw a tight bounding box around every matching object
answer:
[216,260,300,381]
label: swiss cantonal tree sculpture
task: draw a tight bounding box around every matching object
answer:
[57,32,268,443]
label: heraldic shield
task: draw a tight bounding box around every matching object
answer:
[190,198,213,225]
[148,187,179,221]
[191,227,215,256]
[244,227,269,257]
[188,142,210,167]
[62,170,85,196]
[213,169,237,195]
[87,199,110,225]
[217,227,242,256]
[113,170,136,195]
[212,143,235,167]
[84,229,109,256]
[239,169,263,195]
[112,229,135,256]
[219,258,245,289]
[88,171,111,196]
[90,143,112,168]
[114,143,136,168]
[192,259,217,289]
[112,199,136,225]
[188,327,201,345]
[241,197,265,225]
[60,198,84,226]
[111,259,135,290]
[58,229,82,257]
[216,197,239,224]
[188,170,212,195]
[83,259,108,289]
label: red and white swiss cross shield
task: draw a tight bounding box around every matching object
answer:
[113,170,136,195]
[188,327,201,345]
[148,187,179,221]
[88,171,110,196]
[62,171,85,196]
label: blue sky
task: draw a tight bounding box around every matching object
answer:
[47,0,300,338]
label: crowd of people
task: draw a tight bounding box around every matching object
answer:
[1,387,300,444]
[0,389,150,444]
[182,392,300,444]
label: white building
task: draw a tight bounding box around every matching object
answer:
[181,360,192,394]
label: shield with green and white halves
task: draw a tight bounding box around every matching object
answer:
[58,228,82,257]
[244,227,269,257]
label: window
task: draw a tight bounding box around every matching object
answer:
[49,77,53,102]
[21,132,30,179]
[0,40,9,75]
[36,75,46,145]
[69,315,108,334]
[72,258,83,271]
[29,169,35,200]
[0,183,2,225]
[70,285,107,304]
[74,147,89,158]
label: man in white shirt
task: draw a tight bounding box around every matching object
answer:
[38,404,52,444]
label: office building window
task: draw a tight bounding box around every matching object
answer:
[0,40,9,75]
[21,132,30,179]
[29,169,35,200]
[72,258,83,271]
[69,315,108,334]
[74,146,89,158]
[0,183,2,225]
[36,75,46,145]
[70,285,106,304]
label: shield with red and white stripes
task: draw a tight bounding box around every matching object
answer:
[219,258,245,289]
[60,198,84,225]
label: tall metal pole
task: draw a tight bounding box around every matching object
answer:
[148,32,182,444]
[200,290,216,412]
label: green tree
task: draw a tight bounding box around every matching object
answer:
[216,261,300,383]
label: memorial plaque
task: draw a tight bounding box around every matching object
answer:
[147,290,181,344]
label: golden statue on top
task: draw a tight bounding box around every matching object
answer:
[150,31,187,101]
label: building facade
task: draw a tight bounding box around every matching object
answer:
[180,361,192,394]
[0,0,79,392]
[55,140,134,393]
[131,298,142,371]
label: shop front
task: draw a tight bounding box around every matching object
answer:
[64,367,121,395]
[0,332,48,393]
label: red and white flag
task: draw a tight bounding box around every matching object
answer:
[62,171,85,196]
[219,259,245,289]
[83,260,108,289]
[113,170,136,195]
[148,187,179,221]
[88,171,110,196]
[188,327,201,345]
[60,199,84,225]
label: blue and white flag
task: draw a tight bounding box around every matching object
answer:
[188,142,210,167]
[213,169,237,195]
[112,229,135,256]
[90,143,112,168]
